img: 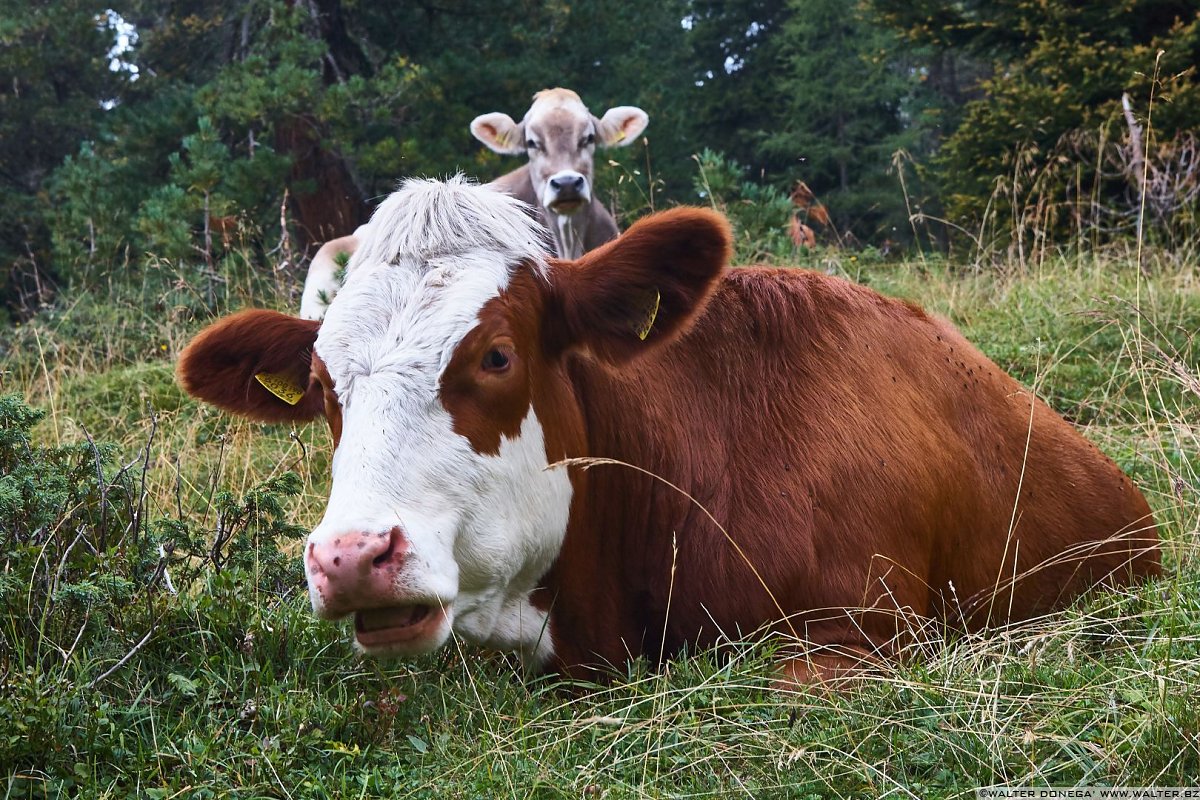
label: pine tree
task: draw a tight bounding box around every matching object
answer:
[760,0,935,240]
[683,0,790,175]
[0,0,121,312]
[128,0,373,246]
[870,0,1200,234]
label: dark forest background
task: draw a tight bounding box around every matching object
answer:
[3,7,1200,794]
[2,0,1198,317]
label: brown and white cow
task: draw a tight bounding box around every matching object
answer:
[178,177,1160,682]
[471,88,648,260]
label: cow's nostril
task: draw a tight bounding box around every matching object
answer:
[372,526,404,568]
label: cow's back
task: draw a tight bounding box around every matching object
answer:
[549,267,1159,668]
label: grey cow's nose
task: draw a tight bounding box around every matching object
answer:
[550,175,586,195]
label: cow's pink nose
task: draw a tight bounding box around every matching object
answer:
[306,527,408,617]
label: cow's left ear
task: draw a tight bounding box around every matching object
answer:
[544,207,731,364]
[470,112,526,156]
[593,106,649,148]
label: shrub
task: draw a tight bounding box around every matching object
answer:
[692,149,801,262]
[0,393,308,667]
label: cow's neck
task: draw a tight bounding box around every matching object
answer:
[549,210,588,260]
[534,338,743,674]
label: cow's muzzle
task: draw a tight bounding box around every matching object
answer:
[546,171,589,214]
[306,525,452,654]
[306,525,410,618]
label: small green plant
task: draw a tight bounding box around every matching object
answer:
[0,390,310,663]
[692,149,803,262]
[595,136,666,225]
[206,471,307,591]
[0,393,143,643]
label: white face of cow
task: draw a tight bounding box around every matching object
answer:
[304,178,570,664]
[471,88,649,217]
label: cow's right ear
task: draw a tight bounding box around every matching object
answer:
[176,309,324,423]
[543,207,732,364]
[470,112,526,156]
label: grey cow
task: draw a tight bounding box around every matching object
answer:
[298,88,648,320]
[470,87,648,259]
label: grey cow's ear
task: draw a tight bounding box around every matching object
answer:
[593,107,649,148]
[471,112,526,156]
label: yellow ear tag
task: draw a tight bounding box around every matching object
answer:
[497,131,509,148]
[255,372,305,405]
[632,288,661,341]
[613,128,627,143]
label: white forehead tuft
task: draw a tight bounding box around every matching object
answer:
[316,177,550,384]
[353,175,552,268]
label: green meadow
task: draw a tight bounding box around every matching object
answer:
[3,235,1198,799]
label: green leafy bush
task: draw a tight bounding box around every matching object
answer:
[206,472,307,593]
[0,393,316,789]
[0,395,168,661]
[0,391,308,660]
[692,149,801,262]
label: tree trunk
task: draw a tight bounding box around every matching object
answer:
[277,0,373,248]
[275,115,369,247]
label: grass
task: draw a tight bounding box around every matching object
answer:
[1,241,1198,798]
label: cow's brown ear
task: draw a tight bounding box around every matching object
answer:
[470,112,526,156]
[544,207,731,364]
[594,106,649,148]
[177,309,324,423]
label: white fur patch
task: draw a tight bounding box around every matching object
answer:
[450,412,569,665]
[353,176,550,270]
[474,594,556,667]
[306,178,570,661]
[553,213,586,261]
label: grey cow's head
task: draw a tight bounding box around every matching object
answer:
[470,88,648,216]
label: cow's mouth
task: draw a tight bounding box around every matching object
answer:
[548,199,584,215]
[354,603,445,649]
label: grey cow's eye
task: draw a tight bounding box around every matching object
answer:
[583,133,595,147]
[526,139,540,151]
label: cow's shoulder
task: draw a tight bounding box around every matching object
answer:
[486,164,540,207]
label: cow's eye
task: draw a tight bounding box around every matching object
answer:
[481,348,511,372]
[526,139,540,151]
[582,133,595,147]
